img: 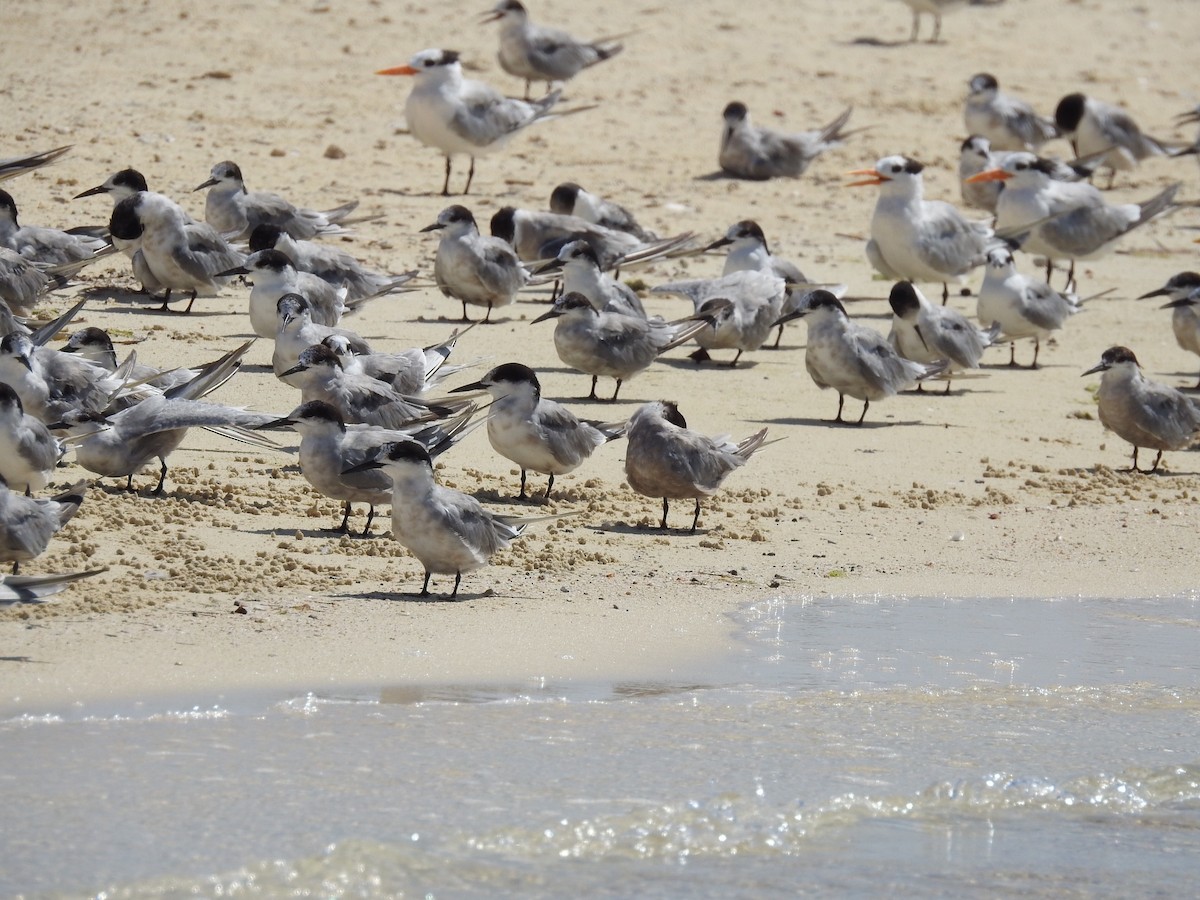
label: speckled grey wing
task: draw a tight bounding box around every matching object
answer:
[535,400,605,465]
[0,495,57,561]
[113,397,271,437]
[526,28,603,80]
[1019,281,1073,331]
[437,488,511,559]
[450,84,551,147]
[16,226,97,266]
[244,192,305,233]
[592,315,661,368]
[847,323,919,396]
[1037,205,1126,258]
[928,308,987,368]
[0,248,50,314]
[1129,383,1200,449]
[177,223,245,282]
[915,201,990,276]
[1099,108,1161,158]
[16,420,60,474]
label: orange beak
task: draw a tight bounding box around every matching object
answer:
[376,64,418,76]
[845,168,886,187]
[964,169,1011,184]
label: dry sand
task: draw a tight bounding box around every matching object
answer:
[2,0,1199,714]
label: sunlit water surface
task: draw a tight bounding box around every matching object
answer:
[3,594,1200,898]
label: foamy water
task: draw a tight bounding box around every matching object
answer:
[3,595,1199,898]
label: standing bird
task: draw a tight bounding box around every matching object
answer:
[963,74,1058,152]
[220,248,353,339]
[0,189,108,268]
[108,191,244,312]
[1054,93,1168,187]
[1083,347,1200,473]
[532,292,714,401]
[0,382,63,494]
[193,161,359,240]
[549,182,657,242]
[75,167,168,295]
[483,0,624,99]
[0,479,86,575]
[848,155,992,302]
[718,102,853,181]
[1138,272,1200,389]
[344,440,561,598]
[421,205,528,322]
[624,400,768,532]
[377,48,563,196]
[778,290,948,424]
[256,400,476,535]
[534,239,645,317]
[976,247,1081,368]
[887,280,999,389]
[451,362,623,499]
[898,0,966,42]
[966,152,1178,289]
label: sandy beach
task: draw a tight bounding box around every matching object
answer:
[2,0,1199,715]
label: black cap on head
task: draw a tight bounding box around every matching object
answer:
[556,292,595,313]
[0,190,17,220]
[252,248,295,271]
[968,73,998,93]
[888,281,921,318]
[806,290,846,316]
[0,381,22,411]
[294,400,345,428]
[490,206,516,242]
[660,401,687,429]
[63,326,113,353]
[1054,93,1086,132]
[1166,272,1200,291]
[488,362,540,394]
[248,223,284,253]
[214,160,244,183]
[723,101,748,122]
[549,182,582,215]
[384,440,434,469]
[112,168,149,192]
[297,344,342,368]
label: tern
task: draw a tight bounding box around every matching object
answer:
[377,48,563,196]
[966,152,1179,289]
[220,248,358,338]
[957,136,1091,213]
[451,362,624,499]
[976,247,1081,367]
[0,189,108,268]
[344,439,564,598]
[75,167,169,294]
[247,224,415,302]
[0,382,63,494]
[848,155,992,302]
[651,268,787,366]
[490,205,693,270]
[624,400,768,532]
[963,74,1058,152]
[421,204,529,322]
[108,191,245,312]
[1138,272,1200,389]
[482,0,624,99]
[777,290,948,424]
[0,478,86,575]
[533,239,645,317]
[0,247,54,317]
[549,182,657,242]
[887,280,999,390]
[531,292,714,401]
[1083,346,1200,473]
[194,160,359,240]
[719,102,853,181]
[1054,93,1168,187]
[321,328,463,397]
[272,293,371,376]
[256,400,477,534]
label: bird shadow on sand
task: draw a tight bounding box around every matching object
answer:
[593,520,716,537]
[337,588,480,603]
[846,36,917,48]
[759,415,924,429]
[656,356,761,372]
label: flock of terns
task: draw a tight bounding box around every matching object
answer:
[1,0,1200,600]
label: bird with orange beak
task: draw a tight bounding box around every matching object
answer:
[376,48,562,196]
[847,155,992,303]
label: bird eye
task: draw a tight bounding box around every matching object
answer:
[890,165,901,174]
[1016,162,1027,171]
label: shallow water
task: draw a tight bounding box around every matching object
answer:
[4,594,1200,898]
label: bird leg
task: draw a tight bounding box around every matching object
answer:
[483,303,493,324]
[156,289,173,313]
[126,474,135,493]
[441,157,452,197]
[689,347,712,364]
[834,393,846,423]
[772,324,785,348]
[660,497,670,530]
[181,290,198,314]
[361,504,375,537]
[1030,338,1041,370]
[152,458,168,495]
[856,399,869,425]
[337,501,351,534]
[728,350,742,368]
[545,473,555,500]
[450,571,462,599]
[610,379,623,402]
[941,282,949,305]
[463,156,476,196]
[943,379,951,395]
[1148,449,1164,474]
[1007,342,1017,367]
[587,375,599,401]
[690,498,701,533]
[518,469,528,500]
[10,561,18,575]
[1065,260,1077,293]
[523,79,532,101]
[460,301,472,323]
[420,570,432,597]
